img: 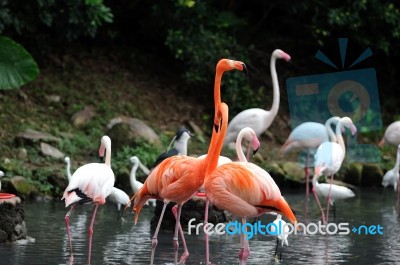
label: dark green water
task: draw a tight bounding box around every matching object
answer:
[0,188,399,264]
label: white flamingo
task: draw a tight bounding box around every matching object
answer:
[129,156,156,207]
[382,144,400,197]
[379,121,400,147]
[64,156,130,214]
[313,117,357,223]
[0,170,4,191]
[280,116,341,196]
[223,49,291,147]
[312,174,355,220]
[62,135,115,265]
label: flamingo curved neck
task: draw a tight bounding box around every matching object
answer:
[269,55,280,119]
[335,120,346,154]
[206,104,229,176]
[104,147,111,166]
[214,70,223,122]
[236,131,247,162]
[66,162,71,182]
[130,162,139,187]
[325,117,339,142]
[395,147,400,173]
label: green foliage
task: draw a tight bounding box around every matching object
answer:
[0,0,113,41]
[112,143,161,177]
[0,36,39,90]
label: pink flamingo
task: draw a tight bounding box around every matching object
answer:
[204,133,297,264]
[62,135,115,265]
[131,59,247,265]
[223,49,291,148]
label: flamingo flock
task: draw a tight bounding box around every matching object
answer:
[55,49,398,265]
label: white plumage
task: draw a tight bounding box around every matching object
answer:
[382,144,400,191]
[223,49,291,147]
[130,156,156,207]
[379,121,400,146]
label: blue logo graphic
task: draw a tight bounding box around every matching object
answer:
[286,38,382,163]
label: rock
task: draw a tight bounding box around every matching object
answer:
[343,163,363,186]
[281,161,305,185]
[0,196,28,243]
[40,142,64,159]
[9,176,37,198]
[107,115,161,149]
[71,106,95,127]
[17,148,27,160]
[361,163,383,187]
[15,129,61,146]
[45,94,60,103]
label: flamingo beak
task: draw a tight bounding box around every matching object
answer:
[274,197,297,225]
[253,147,259,156]
[242,63,248,76]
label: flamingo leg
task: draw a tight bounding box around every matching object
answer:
[150,202,168,265]
[173,204,183,265]
[305,151,310,196]
[65,203,77,265]
[238,217,250,265]
[172,205,189,264]
[332,202,337,221]
[273,237,279,258]
[87,204,99,265]
[312,186,326,224]
[204,199,210,265]
[326,174,334,222]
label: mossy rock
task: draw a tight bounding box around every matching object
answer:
[343,162,363,186]
[9,176,38,198]
[281,161,305,185]
[360,163,383,187]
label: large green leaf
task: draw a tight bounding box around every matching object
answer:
[0,36,39,90]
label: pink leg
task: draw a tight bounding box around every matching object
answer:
[326,174,334,222]
[173,204,183,265]
[150,202,168,265]
[204,199,210,265]
[172,205,189,264]
[305,152,310,196]
[238,217,250,265]
[65,203,77,265]
[87,204,99,265]
[312,186,326,224]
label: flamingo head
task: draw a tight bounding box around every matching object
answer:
[0,170,4,178]
[130,156,139,165]
[217,59,248,76]
[64,156,70,164]
[272,49,291,62]
[99,135,111,157]
[340,117,357,136]
[244,127,260,155]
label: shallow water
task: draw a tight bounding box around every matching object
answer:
[1,188,400,265]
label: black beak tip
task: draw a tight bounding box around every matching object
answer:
[214,124,219,133]
[253,147,259,156]
[242,63,248,76]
